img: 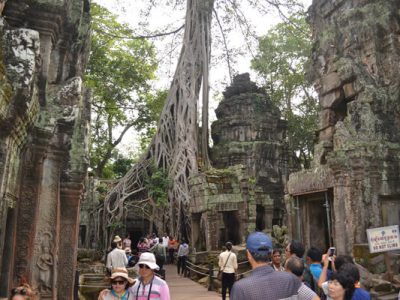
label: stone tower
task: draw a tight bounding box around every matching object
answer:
[286,0,400,254]
[190,74,287,250]
[0,0,90,298]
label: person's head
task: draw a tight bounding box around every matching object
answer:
[338,262,360,282]
[286,240,305,258]
[159,238,163,244]
[225,241,233,251]
[306,246,323,263]
[272,249,282,266]
[139,237,145,244]
[136,252,159,280]
[9,284,37,300]
[246,232,273,266]
[335,255,354,271]
[328,269,356,300]
[113,235,122,248]
[109,268,135,293]
[285,256,304,277]
[125,234,130,239]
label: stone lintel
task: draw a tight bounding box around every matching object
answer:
[287,166,334,196]
[320,72,342,96]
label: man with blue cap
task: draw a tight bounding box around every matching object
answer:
[230,231,301,300]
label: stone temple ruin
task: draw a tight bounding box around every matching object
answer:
[1,0,400,298]
[0,0,90,298]
[286,0,400,270]
[190,73,288,251]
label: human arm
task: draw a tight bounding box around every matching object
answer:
[318,253,331,288]
[160,283,171,300]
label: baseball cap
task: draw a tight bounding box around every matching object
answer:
[246,231,272,254]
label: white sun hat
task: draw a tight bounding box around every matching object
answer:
[136,252,159,270]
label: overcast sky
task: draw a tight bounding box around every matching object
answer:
[93,0,313,154]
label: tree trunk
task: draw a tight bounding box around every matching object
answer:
[102,0,214,245]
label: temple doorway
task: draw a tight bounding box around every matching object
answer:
[298,191,333,251]
[220,210,241,246]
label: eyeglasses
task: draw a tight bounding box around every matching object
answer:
[11,288,27,295]
[112,280,127,285]
[138,264,151,269]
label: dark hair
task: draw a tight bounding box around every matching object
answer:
[289,240,305,258]
[330,269,356,300]
[159,238,163,243]
[335,255,354,271]
[248,250,270,263]
[306,246,323,262]
[285,256,304,277]
[338,262,360,282]
[272,249,282,256]
[226,242,233,251]
[110,241,117,249]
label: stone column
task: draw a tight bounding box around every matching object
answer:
[57,181,83,300]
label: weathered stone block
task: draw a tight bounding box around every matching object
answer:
[321,73,342,95]
[320,89,344,109]
[343,82,358,99]
[319,125,335,141]
[319,109,336,129]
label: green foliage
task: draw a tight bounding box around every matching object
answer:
[270,225,289,249]
[86,3,162,178]
[144,164,171,208]
[251,13,318,169]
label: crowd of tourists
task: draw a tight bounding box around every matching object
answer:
[6,231,384,300]
[220,231,372,300]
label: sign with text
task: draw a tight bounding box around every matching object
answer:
[366,225,400,253]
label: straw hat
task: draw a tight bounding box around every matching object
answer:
[113,235,122,243]
[135,252,159,270]
[109,268,135,285]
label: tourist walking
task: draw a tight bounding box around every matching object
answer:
[123,234,132,250]
[167,237,178,264]
[271,249,284,271]
[285,256,319,300]
[98,268,135,300]
[129,252,170,300]
[177,240,189,276]
[106,236,128,274]
[137,237,150,255]
[230,231,301,300]
[218,241,238,300]
[152,238,167,271]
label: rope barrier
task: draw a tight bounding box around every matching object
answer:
[185,265,210,277]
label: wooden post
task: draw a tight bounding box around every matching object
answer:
[208,262,213,291]
[383,252,393,282]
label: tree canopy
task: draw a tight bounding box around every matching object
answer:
[251,13,318,169]
[85,3,161,178]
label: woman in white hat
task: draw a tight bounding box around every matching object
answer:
[98,268,135,300]
[129,252,170,300]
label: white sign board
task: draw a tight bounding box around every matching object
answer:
[366,225,400,253]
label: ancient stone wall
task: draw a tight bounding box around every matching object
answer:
[211,74,287,220]
[0,0,90,298]
[287,0,400,255]
[190,74,287,250]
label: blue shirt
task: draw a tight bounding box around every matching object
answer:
[309,263,323,280]
[352,288,371,300]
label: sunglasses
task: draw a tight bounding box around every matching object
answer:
[112,280,127,285]
[11,288,27,295]
[139,264,151,269]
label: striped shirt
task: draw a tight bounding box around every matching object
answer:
[128,275,170,300]
[231,265,301,300]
